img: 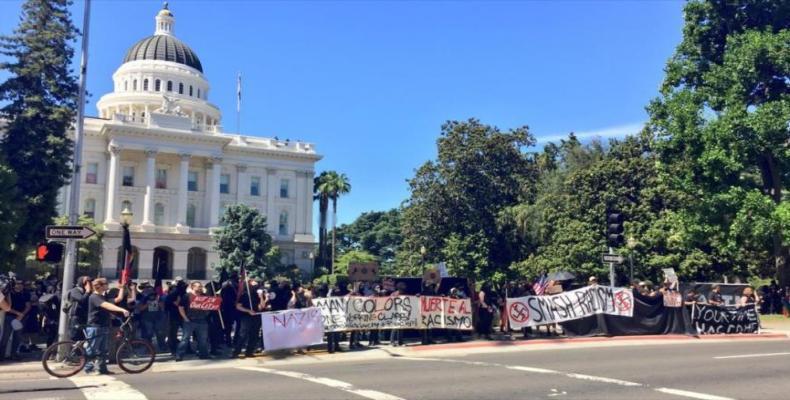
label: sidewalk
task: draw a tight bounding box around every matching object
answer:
[2,330,787,377]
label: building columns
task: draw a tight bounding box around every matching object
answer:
[209,156,222,227]
[176,153,191,232]
[104,145,121,224]
[141,149,156,230]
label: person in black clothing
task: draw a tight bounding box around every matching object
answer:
[708,285,724,306]
[477,284,495,340]
[67,276,93,341]
[0,280,31,361]
[421,282,437,345]
[176,281,211,361]
[219,280,237,347]
[83,278,129,374]
[165,279,187,356]
[232,279,265,358]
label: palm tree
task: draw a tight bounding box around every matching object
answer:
[328,173,351,273]
[313,172,332,272]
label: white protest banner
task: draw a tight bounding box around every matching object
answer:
[506,285,634,329]
[313,296,349,333]
[260,307,324,351]
[314,296,420,331]
[419,296,473,330]
[345,295,420,330]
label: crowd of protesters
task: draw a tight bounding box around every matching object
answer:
[1,272,789,369]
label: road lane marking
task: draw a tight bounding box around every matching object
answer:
[238,367,405,400]
[564,373,641,387]
[713,352,790,359]
[654,387,735,400]
[68,375,147,400]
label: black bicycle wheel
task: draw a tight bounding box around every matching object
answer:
[116,339,155,374]
[42,341,86,378]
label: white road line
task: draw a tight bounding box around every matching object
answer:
[564,373,641,387]
[238,367,405,400]
[713,352,790,359]
[655,387,735,400]
[68,375,147,400]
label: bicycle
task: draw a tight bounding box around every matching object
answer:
[42,316,155,378]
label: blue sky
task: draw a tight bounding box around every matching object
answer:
[0,0,685,226]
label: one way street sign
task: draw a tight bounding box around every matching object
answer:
[45,225,97,240]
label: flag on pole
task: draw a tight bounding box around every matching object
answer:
[532,274,549,295]
[120,226,134,285]
[236,72,241,113]
[153,258,164,296]
[236,263,246,302]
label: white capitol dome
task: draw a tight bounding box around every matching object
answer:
[96,2,221,132]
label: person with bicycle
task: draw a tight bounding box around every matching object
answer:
[66,276,92,341]
[84,278,130,375]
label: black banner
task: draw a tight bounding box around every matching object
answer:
[562,289,695,337]
[692,304,759,334]
[679,283,748,306]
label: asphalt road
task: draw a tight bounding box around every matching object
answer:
[2,339,789,400]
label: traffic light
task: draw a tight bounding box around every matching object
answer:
[36,242,64,263]
[607,211,624,248]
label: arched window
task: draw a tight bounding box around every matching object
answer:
[178,82,184,94]
[154,203,165,226]
[189,85,193,96]
[187,248,207,280]
[278,212,288,236]
[186,203,196,227]
[155,79,161,92]
[116,246,139,279]
[133,79,137,91]
[153,247,173,280]
[83,198,96,220]
[143,79,149,91]
[166,80,173,92]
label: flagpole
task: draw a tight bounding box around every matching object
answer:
[209,279,225,330]
[236,72,241,134]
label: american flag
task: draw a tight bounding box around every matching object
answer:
[532,274,549,295]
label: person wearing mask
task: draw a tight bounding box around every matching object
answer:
[136,281,166,352]
[176,282,211,361]
[219,280,237,347]
[477,284,495,340]
[84,278,130,375]
[232,279,265,358]
[0,280,31,361]
[708,285,724,306]
[165,278,187,357]
[67,276,92,341]
[739,286,760,307]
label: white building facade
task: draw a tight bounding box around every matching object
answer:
[62,5,320,280]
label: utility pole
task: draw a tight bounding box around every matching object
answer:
[57,0,91,345]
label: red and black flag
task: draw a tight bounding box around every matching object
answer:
[154,259,164,296]
[120,226,134,285]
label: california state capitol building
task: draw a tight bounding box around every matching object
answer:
[58,4,321,280]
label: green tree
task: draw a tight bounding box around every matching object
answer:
[0,0,79,269]
[333,249,378,276]
[0,158,23,270]
[313,171,332,272]
[401,119,537,282]
[335,209,402,268]
[648,0,789,284]
[213,204,274,279]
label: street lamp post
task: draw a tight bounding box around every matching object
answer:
[627,236,637,283]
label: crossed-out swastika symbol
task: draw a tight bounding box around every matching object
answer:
[509,302,530,323]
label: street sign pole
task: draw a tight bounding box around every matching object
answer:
[608,246,615,287]
[57,0,91,346]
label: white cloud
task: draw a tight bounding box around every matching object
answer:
[535,122,645,145]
